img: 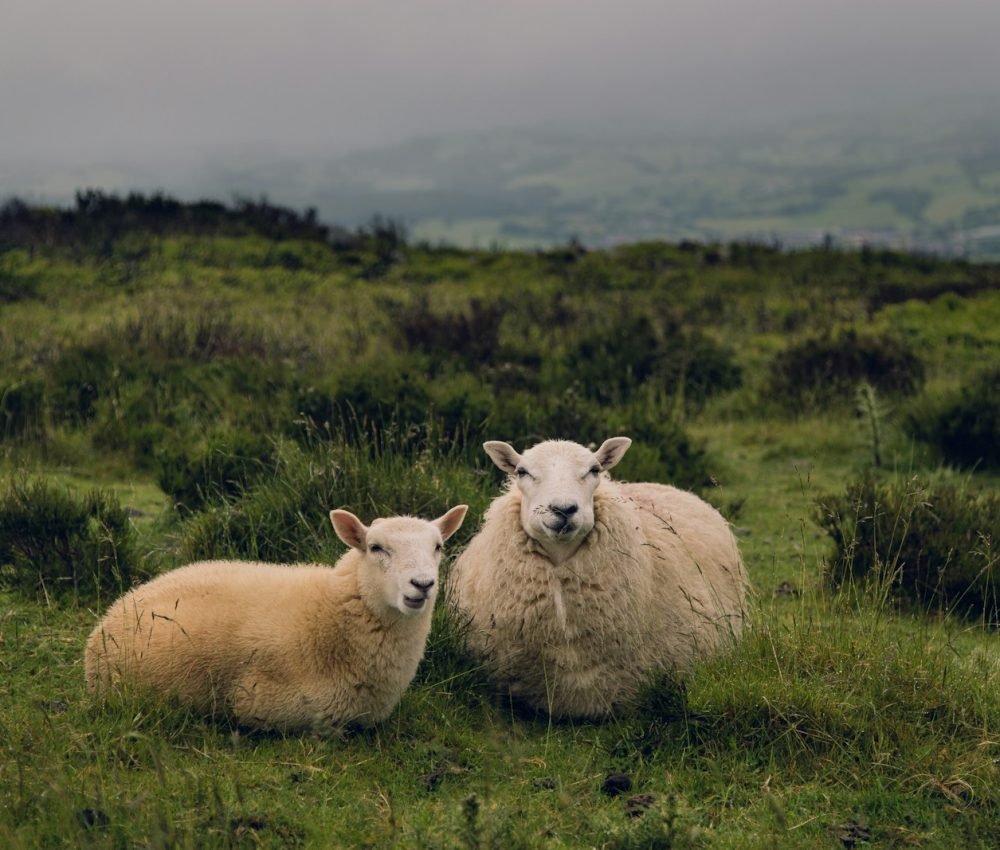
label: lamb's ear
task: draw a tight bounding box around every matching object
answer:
[594,437,632,471]
[330,509,368,550]
[434,504,469,542]
[484,441,521,475]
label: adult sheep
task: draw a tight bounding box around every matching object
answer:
[86,505,467,732]
[449,437,747,719]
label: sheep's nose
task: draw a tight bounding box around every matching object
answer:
[410,577,435,593]
[550,502,578,517]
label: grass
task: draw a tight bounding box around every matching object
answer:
[2,203,1000,846]
[4,585,999,847]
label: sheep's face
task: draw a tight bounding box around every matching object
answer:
[330,506,468,616]
[484,437,631,565]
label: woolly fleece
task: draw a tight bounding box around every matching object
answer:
[449,479,748,718]
[86,546,435,732]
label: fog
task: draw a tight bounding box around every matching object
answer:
[2,0,999,195]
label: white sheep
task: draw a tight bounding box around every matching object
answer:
[85,505,468,732]
[448,437,748,718]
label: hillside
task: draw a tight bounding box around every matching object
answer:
[2,196,1000,847]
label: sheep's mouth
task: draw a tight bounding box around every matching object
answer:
[403,595,427,610]
[543,518,577,537]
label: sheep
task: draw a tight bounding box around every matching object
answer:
[85,504,468,732]
[448,437,748,718]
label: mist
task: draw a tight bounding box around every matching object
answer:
[3,0,998,175]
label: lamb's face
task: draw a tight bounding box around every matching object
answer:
[330,506,468,616]
[484,437,632,565]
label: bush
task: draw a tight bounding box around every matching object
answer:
[292,366,433,448]
[47,344,114,425]
[178,440,493,564]
[394,296,506,367]
[0,480,145,603]
[817,474,1000,622]
[0,250,38,302]
[0,379,46,441]
[483,388,711,490]
[769,329,925,410]
[155,430,277,512]
[293,366,498,460]
[906,368,1000,470]
[565,312,741,409]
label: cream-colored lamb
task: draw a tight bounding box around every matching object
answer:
[449,437,747,718]
[85,505,468,732]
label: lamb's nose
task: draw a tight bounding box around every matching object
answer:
[550,502,578,517]
[410,577,435,593]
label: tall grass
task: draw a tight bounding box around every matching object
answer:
[817,473,1000,622]
[0,479,146,605]
[178,436,495,564]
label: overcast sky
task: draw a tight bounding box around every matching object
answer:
[3,0,999,173]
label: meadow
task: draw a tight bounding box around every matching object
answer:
[2,194,1000,848]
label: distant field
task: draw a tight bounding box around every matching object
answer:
[280,99,1000,257]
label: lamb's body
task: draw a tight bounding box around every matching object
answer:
[450,440,747,718]
[86,507,467,732]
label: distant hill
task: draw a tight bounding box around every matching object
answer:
[5,96,1000,257]
[294,101,1000,257]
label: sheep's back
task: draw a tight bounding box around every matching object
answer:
[84,561,338,706]
[620,482,748,655]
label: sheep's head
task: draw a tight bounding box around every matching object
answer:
[484,437,631,564]
[330,505,468,616]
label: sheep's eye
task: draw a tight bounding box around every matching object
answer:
[434,542,443,552]
[369,543,385,554]
[516,467,530,478]
[589,465,601,476]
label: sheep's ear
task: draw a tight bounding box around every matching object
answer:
[330,509,368,550]
[434,504,469,543]
[595,437,632,471]
[484,441,521,475]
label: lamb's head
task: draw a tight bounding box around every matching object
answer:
[330,505,468,616]
[484,437,631,564]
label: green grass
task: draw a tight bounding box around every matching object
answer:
[2,211,1000,847]
[4,588,999,847]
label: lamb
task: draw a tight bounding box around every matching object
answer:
[85,504,468,732]
[448,437,748,719]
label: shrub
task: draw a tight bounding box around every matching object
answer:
[482,387,711,490]
[565,312,741,409]
[155,430,277,512]
[395,296,506,367]
[817,474,1000,622]
[0,250,38,302]
[769,329,925,410]
[0,379,46,441]
[906,368,1000,470]
[178,440,493,564]
[293,366,498,460]
[47,344,114,425]
[0,480,145,603]
[611,419,710,492]
[292,366,432,448]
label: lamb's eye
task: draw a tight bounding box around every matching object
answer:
[434,542,442,552]
[589,465,601,476]
[369,543,384,554]
[516,467,530,478]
